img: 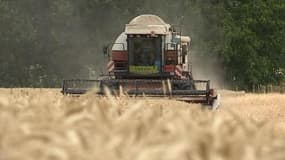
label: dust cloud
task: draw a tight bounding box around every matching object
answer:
[191,50,227,89]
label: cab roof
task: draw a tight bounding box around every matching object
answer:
[125,14,170,35]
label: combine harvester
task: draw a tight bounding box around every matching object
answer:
[62,15,220,109]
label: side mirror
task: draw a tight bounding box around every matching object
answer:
[103,46,108,56]
[182,45,188,55]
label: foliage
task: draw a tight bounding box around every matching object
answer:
[223,0,285,89]
[0,0,284,89]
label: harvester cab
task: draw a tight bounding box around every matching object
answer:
[62,14,220,109]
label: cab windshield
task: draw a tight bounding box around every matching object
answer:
[128,35,161,67]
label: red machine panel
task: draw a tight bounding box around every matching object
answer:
[164,65,175,72]
[112,51,128,61]
[164,50,177,65]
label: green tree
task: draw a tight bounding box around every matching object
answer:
[0,0,283,89]
[223,0,285,89]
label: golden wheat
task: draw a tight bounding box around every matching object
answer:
[0,88,285,160]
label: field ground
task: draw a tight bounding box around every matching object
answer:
[0,88,285,160]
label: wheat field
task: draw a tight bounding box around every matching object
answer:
[0,88,285,160]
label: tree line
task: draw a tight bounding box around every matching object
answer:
[0,0,284,90]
